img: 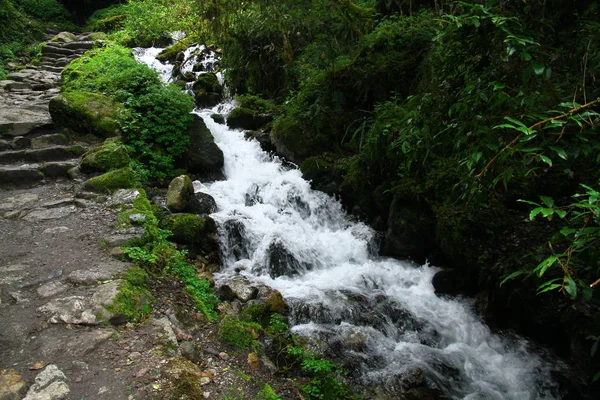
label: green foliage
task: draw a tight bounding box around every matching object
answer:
[218,316,261,350]
[62,44,194,179]
[122,191,218,321]
[86,0,199,46]
[107,266,153,322]
[20,0,71,22]
[504,181,600,300]
[257,384,281,400]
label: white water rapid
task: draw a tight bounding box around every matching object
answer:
[135,46,562,399]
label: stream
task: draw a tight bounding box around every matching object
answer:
[135,45,563,399]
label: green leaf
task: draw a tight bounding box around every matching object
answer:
[533,62,545,75]
[529,207,544,220]
[521,51,532,61]
[537,283,562,294]
[518,199,540,207]
[593,371,600,383]
[538,155,552,167]
[549,146,568,160]
[554,209,567,219]
[500,270,527,286]
[564,277,577,299]
[540,196,554,207]
[535,256,557,276]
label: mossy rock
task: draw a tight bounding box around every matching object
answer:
[192,73,222,108]
[80,143,130,173]
[83,167,137,193]
[300,153,344,195]
[156,38,193,63]
[160,213,216,244]
[175,115,224,181]
[271,114,327,163]
[90,14,125,32]
[211,113,225,124]
[227,107,272,131]
[218,316,261,349]
[160,357,205,400]
[49,91,126,138]
[50,32,76,43]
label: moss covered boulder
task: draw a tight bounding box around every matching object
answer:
[49,92,126,138]
[159,357,206,400]
[176,115,224,181]
[192,73,222,108]
[156,38,193,63]
[80,143,130,173]
[227,107,272,131]
[83,167,137,193]
[160,213,216,245]
[271,114,327,163]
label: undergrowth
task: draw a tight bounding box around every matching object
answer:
[119,190,219,322]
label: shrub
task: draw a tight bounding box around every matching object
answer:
[20,0,71,21]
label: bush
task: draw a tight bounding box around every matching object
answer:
[20,0,71,21]
[62,45,195,179]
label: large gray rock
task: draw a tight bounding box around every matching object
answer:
[22,364,70,400]
[166,175,194,212]
[0,107,53,137]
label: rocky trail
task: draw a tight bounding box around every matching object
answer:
[1,33,300,400]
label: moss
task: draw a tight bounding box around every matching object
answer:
[49,92,127,138]
[192,72,222,108]
[160,358,205,400]
[83,166,138,193]
[240,301,272,327]
[271,114,327,162]
[226,107,257,130]
[106,267,152,323]
[257,384,280,400]
[159,213,216,244]
[218,316,262,350]
[156,38,193,63]
[81,142,131,173]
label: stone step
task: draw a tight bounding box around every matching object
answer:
[0,160,79,188]
[57,41,95,51]
[39,65,64,74]
[31,133,69,149]
[0,113,53,138]
[0,145,87,164]
[42,45,76,57]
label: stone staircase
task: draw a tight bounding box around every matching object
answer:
[0,32,100,189]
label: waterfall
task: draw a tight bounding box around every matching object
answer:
[135,46,562,399]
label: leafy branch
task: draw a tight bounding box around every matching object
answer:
[475,98,600,180]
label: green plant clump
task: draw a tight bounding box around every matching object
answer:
[218,316,262,350]
[61,44,194,179]
[107,266,153,323]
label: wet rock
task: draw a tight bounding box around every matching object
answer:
[106,189,141,208]
[67,269,115,285]
[222,220,250,260]
[38,296,96,324]
[22,364,69,400]
[210,113,225,124]
[432,269,467,296]
[176,115,224,181]
[166,175,194,212]
[30,134,68,149]
[216,278,259,302]
[36,281,70,299]
[227,107,272,131]
[245,130,275,153]
[266,239,306,278]
[0,369,25,399]
[22,206,77,221]
[265,290,288,314]
[192,73,222,108]
[188,191,217,214]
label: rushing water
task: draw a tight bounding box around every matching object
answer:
[135,46,562,399]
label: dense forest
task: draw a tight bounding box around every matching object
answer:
[2,0,599,396]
